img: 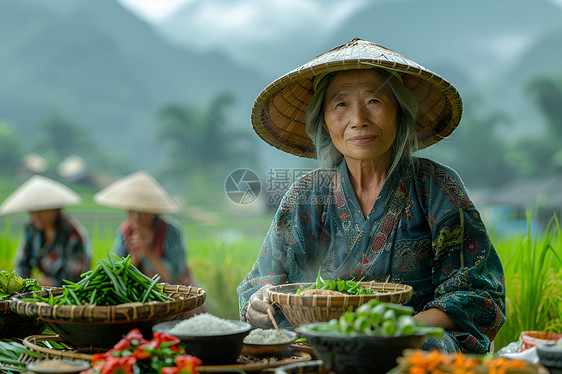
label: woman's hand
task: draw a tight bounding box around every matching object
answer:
[126,225,152,266]
[413,308,458,330]
[126,229,172,282]
[246,285,275,328]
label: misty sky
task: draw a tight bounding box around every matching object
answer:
[118,0,562,84]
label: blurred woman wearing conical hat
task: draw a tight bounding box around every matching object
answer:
[94,170,196,287]
[0,175,91,286]
[237,38,505,355]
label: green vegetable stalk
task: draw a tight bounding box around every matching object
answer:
[22,253,172,306]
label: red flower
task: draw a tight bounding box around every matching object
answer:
[100,356,136,374]
[138,337,162,355]
[161,368,180,374]
[124,328,145,344]
[91,353,110,366]
[154,331,181,346]
[175,355,202,374]
[131,346,151,360]
[111,337,131,352]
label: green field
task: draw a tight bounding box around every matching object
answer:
[0,181,560,352]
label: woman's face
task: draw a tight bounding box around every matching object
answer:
[323,69,398,165]
[29,209,58,231]
[127,210,154,229]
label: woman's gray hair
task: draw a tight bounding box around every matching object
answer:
[305,69,419,175]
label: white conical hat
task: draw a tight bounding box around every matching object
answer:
[93,170,180,214]
[0,175,81,215]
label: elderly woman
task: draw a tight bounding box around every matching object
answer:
[94,170,196,286]
[237,38,505,354]
[0,175,91,286]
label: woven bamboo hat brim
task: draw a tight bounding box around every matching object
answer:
[94,170,180,214]
[0,175,81,215]
[251,38,463,158]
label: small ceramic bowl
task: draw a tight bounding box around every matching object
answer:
[242,329,298,357]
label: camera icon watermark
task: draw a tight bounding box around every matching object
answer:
[225,167,334,206]
[224,168,262,205]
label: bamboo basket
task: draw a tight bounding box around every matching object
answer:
[11,284,204,322]
[267,282,412,327]
[22,334,100,362]
[0,299,45,339]
[10,284,206,348]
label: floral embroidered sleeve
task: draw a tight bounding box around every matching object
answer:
[423,167,506,354]
[236,203,306,322]
[237,172,325,322]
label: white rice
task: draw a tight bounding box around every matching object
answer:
[243,328,294,344]
[168,313,241,335]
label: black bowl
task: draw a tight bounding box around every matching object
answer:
[42,319,163,349]
[537,342,562,374]
[297,322,427,374]
[153,319,252,365]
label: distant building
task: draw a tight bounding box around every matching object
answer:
[475,176,562,235]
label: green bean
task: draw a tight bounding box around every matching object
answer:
[141,275,161,303]
[22,253,172,306]
[66,287,82,305]
[100,261,128,299]
[89,288,97,305]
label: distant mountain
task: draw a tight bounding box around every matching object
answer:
[0,0,265,172]
[155,0,562,149]
[2,0,562,186]
[159,0,562,90]
[483,26,562,139]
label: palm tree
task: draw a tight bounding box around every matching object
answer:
[157,93,255,193]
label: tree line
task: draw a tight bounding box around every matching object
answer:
[1,76,561,202]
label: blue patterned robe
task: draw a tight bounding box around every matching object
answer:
[237,157,506,354]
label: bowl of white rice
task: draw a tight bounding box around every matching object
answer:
[242,328,298,357]
[152,313,252,365]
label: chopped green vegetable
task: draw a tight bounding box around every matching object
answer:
[296,267,377,295]
[310,299,444,338]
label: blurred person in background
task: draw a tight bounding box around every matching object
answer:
[94,170,198,287]
[0,175,91,286]
[237,38,505,354]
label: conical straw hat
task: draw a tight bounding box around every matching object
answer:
[93,170,180,214]
[0,175,81,215]
[251,38,463,158]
